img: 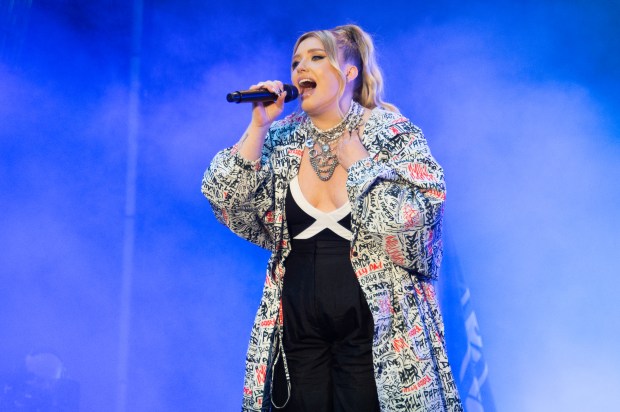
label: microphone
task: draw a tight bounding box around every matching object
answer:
[226,84,299,103]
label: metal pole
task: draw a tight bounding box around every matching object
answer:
[116,1,143,411]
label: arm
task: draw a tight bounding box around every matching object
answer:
[202,135,276,250]
[347,123,445,279]
[201,80,288,250]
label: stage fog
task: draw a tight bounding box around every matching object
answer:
[1,1,618,411]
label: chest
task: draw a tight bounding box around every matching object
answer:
[296,148,349,212]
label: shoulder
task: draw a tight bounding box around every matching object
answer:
[364,108,425,155]
[369,107,422,136]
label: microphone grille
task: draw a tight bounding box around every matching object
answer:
[283,84,299,103]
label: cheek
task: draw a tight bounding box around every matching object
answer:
[326,75,341,93]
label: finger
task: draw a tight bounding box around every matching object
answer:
[250,80,274,90]
[261,81,274,93]
[337,133,348,154]
[250,81,278,93]
[342,128,351,141]
[276,91,287,105]
[273,80,284,95]
[265,81,279,94]
[268,81,284,95]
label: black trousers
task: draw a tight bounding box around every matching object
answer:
[272,239,380,412]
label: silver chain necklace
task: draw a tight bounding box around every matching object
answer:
[302,101,365,181]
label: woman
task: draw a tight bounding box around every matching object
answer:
[202,24,463,412]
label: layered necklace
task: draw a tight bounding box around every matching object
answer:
[301,101,365,181]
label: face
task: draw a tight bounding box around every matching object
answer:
[291,36,345,119]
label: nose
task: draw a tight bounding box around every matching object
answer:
[295,58,308,72]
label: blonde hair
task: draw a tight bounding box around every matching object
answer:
[293,24,399,113]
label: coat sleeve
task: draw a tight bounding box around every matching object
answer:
[346,120,445,279]
[201,134,277,251]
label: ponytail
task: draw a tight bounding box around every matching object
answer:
[293,24,399,113]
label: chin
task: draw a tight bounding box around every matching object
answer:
[300,96,336,117]
[300,99,316,114]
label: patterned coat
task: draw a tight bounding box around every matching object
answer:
[202,108,463,411]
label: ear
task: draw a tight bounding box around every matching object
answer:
[345,65,359,82]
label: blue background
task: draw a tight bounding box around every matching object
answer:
[1,0,619,410]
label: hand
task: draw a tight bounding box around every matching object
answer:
[249,80,287,128]
[337,128,370,170]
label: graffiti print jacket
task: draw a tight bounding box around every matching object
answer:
[202,108,463,411]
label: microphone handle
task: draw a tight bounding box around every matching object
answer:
[226,89,277,103]
[226,85,298,103]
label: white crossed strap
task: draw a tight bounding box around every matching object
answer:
[290,176,352,241]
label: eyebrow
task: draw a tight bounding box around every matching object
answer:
[292,48,326,60]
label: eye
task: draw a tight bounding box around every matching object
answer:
[312,55,325,61]
[291,61,299,70]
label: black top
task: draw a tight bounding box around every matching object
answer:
[285,185,352,240]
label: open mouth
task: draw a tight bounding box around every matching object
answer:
[298,79,317,97]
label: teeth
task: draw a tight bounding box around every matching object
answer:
[299,79,316,88]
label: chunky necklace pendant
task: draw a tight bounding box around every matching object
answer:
[302,101,365,181]
[308,144,339,181]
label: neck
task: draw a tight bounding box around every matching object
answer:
[308,97,353,130]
